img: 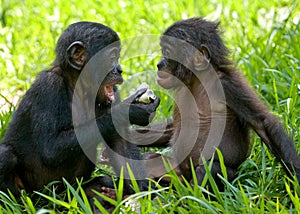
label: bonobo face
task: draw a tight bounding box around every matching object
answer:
[156,38,182,89]
[156,36,194,89]
[99,45,123,103]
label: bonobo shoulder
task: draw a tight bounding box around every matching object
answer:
[31,69,66,93]
[20,69,69,111]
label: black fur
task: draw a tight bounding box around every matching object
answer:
[0,22,160,200]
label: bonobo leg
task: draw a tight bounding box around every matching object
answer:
[0,144,23,196]
[144,152,183,186]
[192,161,236,191]
[84,176,116,212]
[133,120,174,147]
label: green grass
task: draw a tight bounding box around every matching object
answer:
[0,0,300,213]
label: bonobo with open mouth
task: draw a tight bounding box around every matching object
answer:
[0,21,160,212]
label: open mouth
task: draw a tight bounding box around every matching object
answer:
[103,80,123,103]
[104,85,116,103]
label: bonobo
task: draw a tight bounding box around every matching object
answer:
[145,17,300,188]
[0,22,159,200]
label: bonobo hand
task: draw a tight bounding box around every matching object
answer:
[123,88,160,126]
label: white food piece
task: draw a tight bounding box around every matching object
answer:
[136,83,156,104]
[138,89,156,103]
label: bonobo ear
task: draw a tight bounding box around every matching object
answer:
[193,45,211,71]
[66,41,87,70]
[200,45,211,62]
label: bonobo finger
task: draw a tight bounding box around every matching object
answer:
[146,96,160,111]
[135,96,160,112]
[124,88,147,103]
[100,187,117,200]
[133,88,148,103]
[151,97,160,110]
[135,88,148,98]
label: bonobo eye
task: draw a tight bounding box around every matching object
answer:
[109,48,120,67]
[161,47,173,60]
[110,49,118,61]
[161,46,174,59]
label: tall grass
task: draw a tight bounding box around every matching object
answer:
[0,0,300,213]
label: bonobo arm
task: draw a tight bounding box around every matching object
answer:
[30,74,159,167]
[28,71,84,167]
[96,88,161,140]
[132,120,174,147]
[94,89,158,193]
[222,71,300,182]
[104,137,149,193]
[125,88,161,126]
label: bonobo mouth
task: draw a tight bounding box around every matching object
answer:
[103,80,123,103]
[157,70,172,78]
[156,70,173,84]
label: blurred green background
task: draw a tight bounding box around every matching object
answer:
[1,0,299,133]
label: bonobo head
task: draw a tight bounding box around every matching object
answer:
[156,17,231,89]
[53,21,123,104]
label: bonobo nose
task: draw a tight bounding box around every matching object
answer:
[113,64,122,74]
[157,59,166,70]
